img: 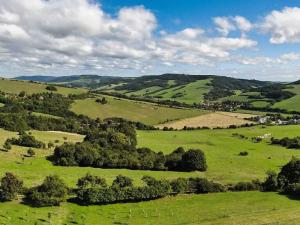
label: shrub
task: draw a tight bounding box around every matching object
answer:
[112,175,133,188]
[0,173,23,201]
[170,178,188,194]
[277,158,300,191]
[232,180,261,191]
[239,151,248,156]
[179,149,207,172]
[3,140,11,151]
[8,134,45,148]
[25,175,68,207]
[27,148,35,157]
[262,171,278,192]
[46,85,57,91]
[77,174,107,189]
[188,178,225,193]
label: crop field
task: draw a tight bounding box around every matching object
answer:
[273,85,300,112]
[71,96,208,125]
[156,111,256,129]
[138,125,300,183]
[0,79,87,96]
[0,191,300,225]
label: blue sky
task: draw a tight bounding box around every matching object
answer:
[0,0,300,81]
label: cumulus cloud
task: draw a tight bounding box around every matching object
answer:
[261,7,300,44]
[0,0,296,80]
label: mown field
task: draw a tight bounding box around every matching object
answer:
[0,79,87,96]
[157,111,256,129]
[138,125,300,183]
[1,192,300,225]
[273,85,300,112]
[71,95,208,125]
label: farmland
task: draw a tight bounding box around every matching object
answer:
[71,95,208,125]
[273,85,300,112]
[1,192,300,225]
[0,125,299,224]
[156,111,256,129]
[0,78,87,96]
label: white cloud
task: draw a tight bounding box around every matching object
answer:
[261,7,300,44]
[213,17,235,36]
[233,16,252,33]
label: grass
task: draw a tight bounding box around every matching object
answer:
[0,129,200,187]
[0,192,300,224]
[0,125,299,224]
[0,79,87,96]
[30,112,62,119]
[137,125,300,183]
[71,95,208,125]
[273,85,300,112]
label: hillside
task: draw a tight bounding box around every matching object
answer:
[0,78,87,96]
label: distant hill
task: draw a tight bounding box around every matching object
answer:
[15,75,130,88]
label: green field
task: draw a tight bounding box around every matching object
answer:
[273,85,300,112]
[0,123,299,224]
[71,96,208,125]
[0,191,300,225]
[137,125,300,183]
[0,79,87,96]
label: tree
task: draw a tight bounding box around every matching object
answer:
[77,173,107,189]
[180,149,207,172]
[277,157,300,190]
[3,140,11,151]
[170,178,188,194]
[262,170,278,192]
[0,173,23,201]
[112,175,133,188]
[27,148,35,157]
[25,175,68,207]
[46,86,57,91]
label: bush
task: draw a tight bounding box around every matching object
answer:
[231,180,261,191]
[112,175,133,188]
[27,148,35,157]
[8,134,45,148]
[188,178,225,193]
[262,171,278,192]
[25,175,68,207]
[77,174,107,189]
[45,86,57,91]
[277,158,300,191]
[239,151,248,156]
[179,149,207,172]
[0,173,23,201]
[170,178,188,194]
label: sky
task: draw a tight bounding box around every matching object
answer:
[0,0,300,81]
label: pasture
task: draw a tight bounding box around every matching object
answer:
[0,79,87,96]
[71,96,208,125]
[138,125,300,183]
[0,192,299,224]
[156,111,256,129]
[273,85,300,112]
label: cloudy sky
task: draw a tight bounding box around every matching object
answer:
[0,0,300,81]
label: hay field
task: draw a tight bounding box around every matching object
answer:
[156,111,256,129]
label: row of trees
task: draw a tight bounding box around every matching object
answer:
[271,136,300,149]
[5,133,45,149]
[52,145,207,172]
[2,157,300,207]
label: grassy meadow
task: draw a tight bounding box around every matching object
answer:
[138,125,300,183]
[1,191,300,225]
[0,79,87,96]
[71,95,208,125]
[273,85,300,112]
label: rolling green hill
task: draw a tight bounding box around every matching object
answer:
[272,85,300,112]
[71,95,208,125]
[0,78,87,96]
